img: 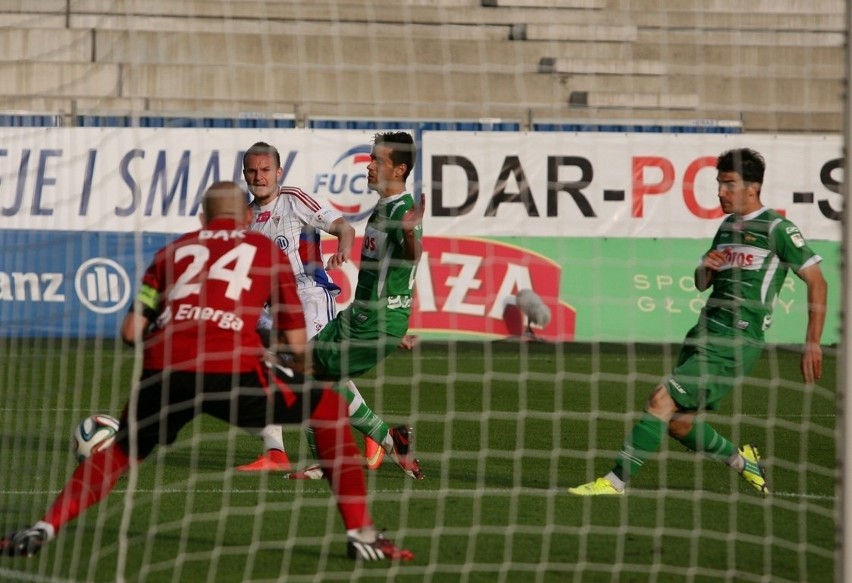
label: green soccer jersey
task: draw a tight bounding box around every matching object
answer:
[701,206,821,341]
[354,192,421,311]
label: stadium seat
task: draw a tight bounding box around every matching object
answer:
[0,0,842,132]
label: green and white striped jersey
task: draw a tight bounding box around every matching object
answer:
[354,192,421,311]
[702,206,821,341]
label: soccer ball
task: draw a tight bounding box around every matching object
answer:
[72,414,120,463]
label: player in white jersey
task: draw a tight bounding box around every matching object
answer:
[235,141,386,472]
[249,184,347,339]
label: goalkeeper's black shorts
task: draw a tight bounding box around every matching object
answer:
[114,365,324,459]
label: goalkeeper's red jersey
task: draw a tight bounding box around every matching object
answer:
[134,217,304,373]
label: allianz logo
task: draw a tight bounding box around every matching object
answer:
[0,258,131,314]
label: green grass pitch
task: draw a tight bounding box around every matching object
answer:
[0,339,836,582]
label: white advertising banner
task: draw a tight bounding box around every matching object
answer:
[422,132,843,240]
[0,128,842,241]
[0,127,379,233]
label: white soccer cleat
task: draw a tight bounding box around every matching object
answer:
[284,464,324,480]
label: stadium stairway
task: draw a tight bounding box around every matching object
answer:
[0,0,843,131]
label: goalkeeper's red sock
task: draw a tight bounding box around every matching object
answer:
[42,443,132,534]
[311,388,371,531]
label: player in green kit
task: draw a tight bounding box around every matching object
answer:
[312,131,423,381]
[286,131,425,480]
[569,148,827,496]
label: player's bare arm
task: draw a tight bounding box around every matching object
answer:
[401,194,426,262]
[325,217,355,270]
[120,311,150,347]
[268,327,309,374]
[398,334,419,350]
[695,249,725,291]
[798,262,827,384]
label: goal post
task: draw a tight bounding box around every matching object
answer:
[839,2,852,583]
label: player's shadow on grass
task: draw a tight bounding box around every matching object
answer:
[158,447,243,472]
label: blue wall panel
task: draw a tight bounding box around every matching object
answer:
[0,230,175,338]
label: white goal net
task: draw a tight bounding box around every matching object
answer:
[0,1,845,582]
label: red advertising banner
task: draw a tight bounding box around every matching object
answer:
[331,236,576,341]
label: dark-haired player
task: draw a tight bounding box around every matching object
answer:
[569,148,827,496]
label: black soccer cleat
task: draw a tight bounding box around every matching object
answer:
[347,532,414,561]
[0,527,48,557]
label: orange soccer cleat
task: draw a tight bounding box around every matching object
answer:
[365,436,386,471]
[235,450,292,472]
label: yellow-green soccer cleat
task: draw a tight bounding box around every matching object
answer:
[739,444,770,494]
[567,477,624,496]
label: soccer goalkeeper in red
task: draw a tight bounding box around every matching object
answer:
[0,181,413,562]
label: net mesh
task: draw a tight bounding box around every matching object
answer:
[0,1,843,582]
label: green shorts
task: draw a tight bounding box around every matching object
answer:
[664,325,764,411]
[310,304,410,381]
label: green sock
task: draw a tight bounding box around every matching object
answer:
[614,412,666,481]
[305,426,318,460]
[337,382,389,444]
[304,383,390,460]
[677,420,736,461]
